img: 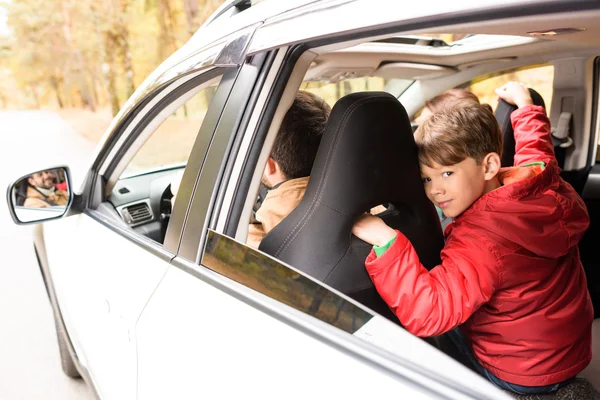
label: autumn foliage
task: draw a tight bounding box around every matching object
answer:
[0,0,223,114]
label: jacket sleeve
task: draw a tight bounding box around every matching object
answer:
[366,230,500,337]
[511,105,555,167]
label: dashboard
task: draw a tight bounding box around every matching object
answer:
[107,167,184,244]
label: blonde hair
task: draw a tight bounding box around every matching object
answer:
[414,103,503,167]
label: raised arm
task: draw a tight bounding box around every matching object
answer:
[495,82,555,166]
[511,105,555,166]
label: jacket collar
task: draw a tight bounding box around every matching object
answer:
[456,161,558,220]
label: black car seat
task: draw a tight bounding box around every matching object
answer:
[494,88,568,168]
[259,92,445,323]
[15,181,29,206]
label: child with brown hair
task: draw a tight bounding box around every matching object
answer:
[353,82,593,395]
[415,88,492,123]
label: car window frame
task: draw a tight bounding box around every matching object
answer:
[247,0,600,56]
[174,51,273,260]
[82,66,239,257]
[117,75,224,180]
[101,68,229,194]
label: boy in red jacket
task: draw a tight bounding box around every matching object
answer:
[353,82,593,395]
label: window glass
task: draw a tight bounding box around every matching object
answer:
[108,75,222,246]
[203,231,373,334]
[468,65,554,112]
[300,77,413,107]
[122,79,221,178]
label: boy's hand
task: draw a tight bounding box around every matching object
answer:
[352,213,397,246]
[495,81,533,108]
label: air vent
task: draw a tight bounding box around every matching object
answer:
[124,202,152,224]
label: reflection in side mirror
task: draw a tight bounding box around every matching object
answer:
[7,167,72,225]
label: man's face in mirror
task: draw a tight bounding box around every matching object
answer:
[28,171,56,190]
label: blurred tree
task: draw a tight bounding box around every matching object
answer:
[143,0,180,63]
[0,0,223,110]
[61,0,96,111]
[183,0,199,34]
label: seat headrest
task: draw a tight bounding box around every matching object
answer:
[260,92,439,284]
[495,88,546,167]
[299,91,423,219]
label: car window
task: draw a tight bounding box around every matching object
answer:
[105,74,224,246]
[122,80,221,178]
[467,64,554,112]
[202,230,374,333]
[410,64,554,123]
[300,77,413,106]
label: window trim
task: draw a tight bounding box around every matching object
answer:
[213,51,279,234]
[163,67,241,252]
[175,53,271,260]
[102,68,226,190]
[84,67,239,255]
[107,73,224,193]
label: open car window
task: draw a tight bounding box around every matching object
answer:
[122,80,221,179]
[300,77,413,106]
[467,64,554,112]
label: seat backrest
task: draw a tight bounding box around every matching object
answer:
[259,92,444,321]
[495,88,549,167]
[15,181,29,206]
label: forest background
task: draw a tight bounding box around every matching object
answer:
[0,0,225,142]
[0,3,554,145]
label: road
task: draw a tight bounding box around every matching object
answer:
[0,111,96,399]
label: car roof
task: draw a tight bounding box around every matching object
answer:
[97,0,599,153]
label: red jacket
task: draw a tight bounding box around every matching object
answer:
[366,105,593,386]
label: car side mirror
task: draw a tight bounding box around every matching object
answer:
[6,166,73,225]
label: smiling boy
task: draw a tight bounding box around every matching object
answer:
[353,82,593,394]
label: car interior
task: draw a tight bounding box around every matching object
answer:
[235,9,600,391]
[96,7,600,392]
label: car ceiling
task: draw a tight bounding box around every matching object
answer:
[307,9,600,81]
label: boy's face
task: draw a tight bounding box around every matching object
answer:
[420,157,493,218]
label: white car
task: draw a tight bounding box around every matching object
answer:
[6,0,600,398]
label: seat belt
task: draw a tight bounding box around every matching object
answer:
[551,112,573,169]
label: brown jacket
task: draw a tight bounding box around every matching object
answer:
[247,177,309,249]
[24,185,69,208]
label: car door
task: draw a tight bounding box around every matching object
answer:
[134,46,287,398]
[133,39,510,397]
[41,42,247,399]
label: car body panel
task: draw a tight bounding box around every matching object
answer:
[137,233,508,399]
[248,0,598,54]
[136,266,437,400]
[43,213,172,399]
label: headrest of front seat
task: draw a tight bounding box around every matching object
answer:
[259,92,444,320]
[495,88,546,167]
